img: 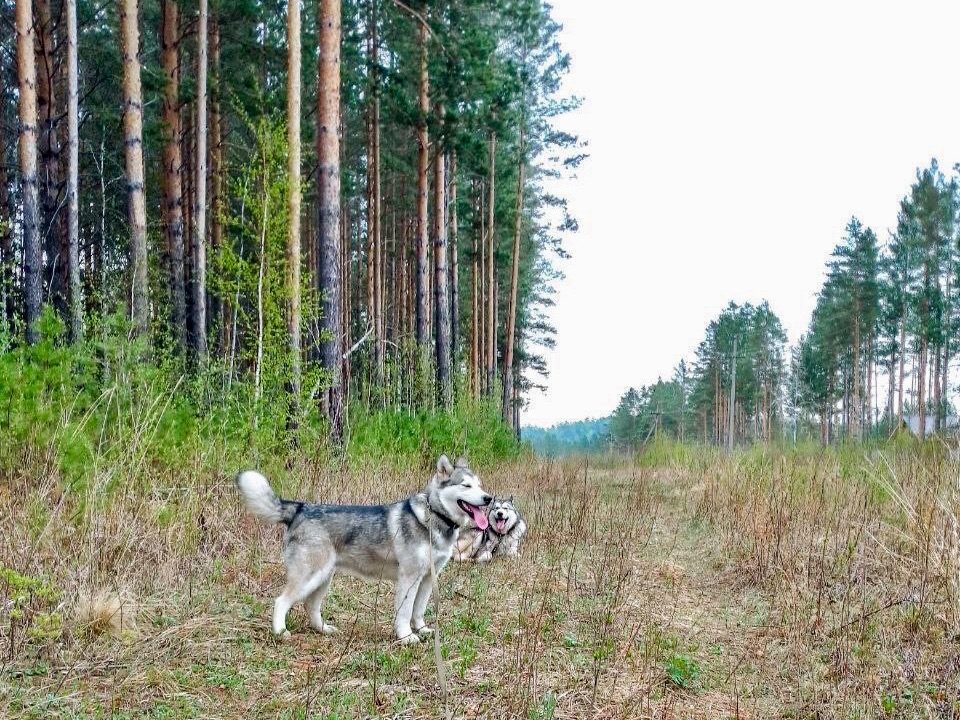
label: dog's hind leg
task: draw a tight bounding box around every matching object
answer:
[411,574,434,636]
[304,562,338,635]
[273,550,335,637]
[394,570,425,644]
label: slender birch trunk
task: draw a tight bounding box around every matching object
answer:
[192,0,209,357]
[65,0,82,341]
[120,0,149,336]
[209,14,224,346]
[433,135,451,407]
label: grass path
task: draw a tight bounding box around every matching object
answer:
[4,458,959,718]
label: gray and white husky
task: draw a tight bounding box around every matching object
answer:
[236,455,491,644]
[455,496,527,562]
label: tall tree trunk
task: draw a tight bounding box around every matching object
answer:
[918,339,927,440]
[0,112,11,330]
[182,102,193,338]
[941,270,951,431]
[318,0,344,442]
[469,179,479,397]
[433,137,451,407]
[161,0,186,348]
[35,0,64,317]
[887,353,896,427]
[209,14,223,347]
[918,258,930,439]
[414,21,430,353]
[66,0,81,341]
[865,340,873,436]
[849,314,861,441]
[16,0,41,343]
[366,0,384,385]
[192,0,209,358]
[933,341,942,433]
[502,132,525,429]
[477,178,486,393]
[897,309,906,428]
[486,132,496,395]
[120,0,149,336]
[286,0,302,426]
[449,151,459,365]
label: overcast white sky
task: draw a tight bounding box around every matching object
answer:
[521,0,960,428]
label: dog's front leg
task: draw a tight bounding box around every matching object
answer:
[411,574,434,636]
[394,571,423,644]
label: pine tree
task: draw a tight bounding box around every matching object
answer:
[16,0,41,344]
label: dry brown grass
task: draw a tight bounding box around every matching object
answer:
[2,446,960,718]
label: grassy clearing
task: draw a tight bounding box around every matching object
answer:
[3,442,960,718]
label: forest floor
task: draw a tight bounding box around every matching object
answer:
[3,449,960,718]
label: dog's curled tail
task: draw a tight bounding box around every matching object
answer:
[236,471,298,525]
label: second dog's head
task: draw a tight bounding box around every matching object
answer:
[488,497,521,535]
[428,454,492,530]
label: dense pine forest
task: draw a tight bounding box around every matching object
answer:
[0,0,580,457]
[531,160,960,452]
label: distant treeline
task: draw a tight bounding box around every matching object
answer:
[529,158,960,451]
[523,417,609,455]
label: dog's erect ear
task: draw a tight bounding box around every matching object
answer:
[437,454,454,478]
[508,495,514,504]
[455,455,469,469]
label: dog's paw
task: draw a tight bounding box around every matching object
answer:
[475,550,493,563]
[313,622,339,635]
[397,632,421,645]
[276,629,292,642]
[415,625,434,636]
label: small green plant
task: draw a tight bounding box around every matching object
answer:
[665,652,700,689]
[0,566,63,656]
[528,691,557,720]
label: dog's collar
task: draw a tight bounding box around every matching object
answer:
[426,500,459,531]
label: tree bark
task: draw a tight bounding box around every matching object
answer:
[318,0,344,442]
[34,0,65,318]
[0,110,10,330]
[849,313,861,441]
[120,0,149,336]
[433,137,451,407]
[502,132,525,429]
[486,132,497,395]
[161,0,186,348]
[365,0,384,385]
[286,0,302,426]
[192,0,209,358]
[65,0,82,341]
[16,0,41,343]
[897,308,906,429]
[414,21,430,353]
[477,177,486,394]
[209,14,223,347]
[449,150,459,365]
[469,180,479,397]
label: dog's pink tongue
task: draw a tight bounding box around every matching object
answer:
[496,518,507,532]
[471,505,489,530]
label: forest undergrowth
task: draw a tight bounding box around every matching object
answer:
[3,346,960,719]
